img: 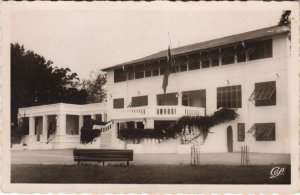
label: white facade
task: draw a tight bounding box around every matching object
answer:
[14,26,291,154]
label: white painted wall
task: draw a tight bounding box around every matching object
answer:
[107,35,291,154]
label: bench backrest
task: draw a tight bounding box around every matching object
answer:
[73,149,133,161]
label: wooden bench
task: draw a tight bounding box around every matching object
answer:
[73,149,133,166]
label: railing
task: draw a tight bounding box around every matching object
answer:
[111,106,205,120]
[65,135,80,142]
[99,121,113,133]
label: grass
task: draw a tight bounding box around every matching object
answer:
[11,164,290,184]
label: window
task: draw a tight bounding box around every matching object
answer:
[126,66,134,80]
[114,68,127,83]
[236,44,246,62]
[160,66,165,75]
[157,93,178,106]
[113,98,124,109]
[249,81,276,106]
[201,52,210,68]
[153,68,159,76]
[247,39,272,61]
[221,46,235,65]
[135,64,144,79]
[137,122,144,129]
[145,64,152,77]
[132,95,148,107]
[248,123,275,141]
[210,49,219,67]
[217,85,242,108]
[237,123,245,142]
[188,54,200,70]
[180,63,188,72]
[127,121,135,129]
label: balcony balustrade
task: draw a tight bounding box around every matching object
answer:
[110,105,205,120]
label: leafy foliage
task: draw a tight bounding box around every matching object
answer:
[278,10,291,26]
[82,70,107,103]
[11,43,87,138]
[118,108,238,143]
[118,127,181,144]
[80,118,107,144]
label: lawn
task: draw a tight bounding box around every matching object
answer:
[11,164,290,184]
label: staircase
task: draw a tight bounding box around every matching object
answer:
[99,121,113,149]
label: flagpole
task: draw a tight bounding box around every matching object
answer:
[167,31,180,104]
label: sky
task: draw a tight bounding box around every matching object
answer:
[11,5,284,80]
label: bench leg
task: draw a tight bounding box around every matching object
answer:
[103,161,104,167]
[127,161,129,166]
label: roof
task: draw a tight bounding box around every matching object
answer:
[102,25,290,71]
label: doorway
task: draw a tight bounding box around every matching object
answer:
[227,126,233,152]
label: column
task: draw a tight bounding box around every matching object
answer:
[178,92,182,106]
[148,94,156,106]
[145,119,154,129]
[42,115,48,142]
[29,116,35,142]
[91,114,96,120]
[103,113,107,122]
[57,113,66,136]
[79,115,84,131]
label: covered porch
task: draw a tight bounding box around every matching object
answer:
[16,103,107,149]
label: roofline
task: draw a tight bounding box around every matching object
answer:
[102,25,290,71]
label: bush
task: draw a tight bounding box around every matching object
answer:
[80,118,107,144]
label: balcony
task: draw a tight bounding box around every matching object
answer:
[110,106,205,120]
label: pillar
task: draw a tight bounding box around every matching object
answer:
[91,114,96,120]
[145,119,154,129]
[178,92,182,106]
[103,113,107,122]
[42,115,48,142]
[148,94,156,106]
[29,116,35,142]
[79,115,84,131]
[57,113,66,136]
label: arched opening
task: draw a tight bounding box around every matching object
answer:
[227,125,233,152]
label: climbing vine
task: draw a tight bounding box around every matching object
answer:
[80,118,107,144]
[118,108,238,144]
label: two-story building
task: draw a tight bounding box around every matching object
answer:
[15,25,291,154]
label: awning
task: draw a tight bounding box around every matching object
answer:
[249,84,275,102]
[248,123,275,138]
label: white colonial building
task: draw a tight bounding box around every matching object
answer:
[15,25,291,154]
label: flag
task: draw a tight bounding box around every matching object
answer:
[162,46,174,93]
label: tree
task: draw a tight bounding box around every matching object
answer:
[11,43,87,142]
[278,10,291,26]
[82,70,107,103]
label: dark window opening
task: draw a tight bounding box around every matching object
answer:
[188,54,200,70]
[236,44,246,62]
[201,52,210,68]
[160,67,165,75]
[217,85,242,109]
[210,49,220,67]
[113,98,124,109]
[135,64,144,79]
[145,70,151,77]
[249,81,276,106]
[180,64,188,72]
[221,46,235,65]
[247,39,272,61]
[127,121,135,129]
[248,123,275,141]
[153,68,159,76]
[137,122,144,129]
[114,68,127,83]
[132,95,148,107]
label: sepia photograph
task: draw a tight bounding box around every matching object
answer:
[2,1,299,194]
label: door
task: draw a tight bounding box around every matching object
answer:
[227,126,233,152]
